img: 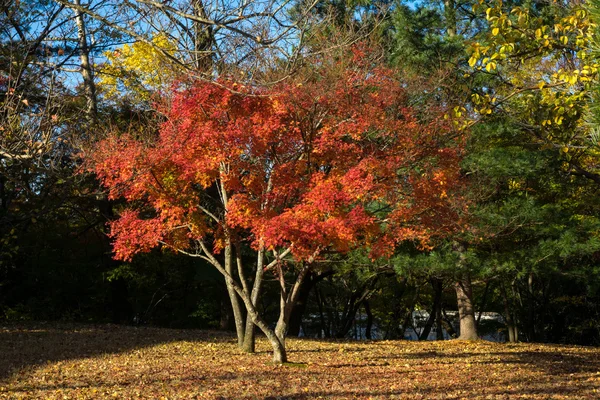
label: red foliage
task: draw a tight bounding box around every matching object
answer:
[87,59,465,262]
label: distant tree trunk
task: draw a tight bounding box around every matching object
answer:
[435,304,444,340]
[334,279,378,339]
[274,264,310,347]
[401,285,420,338]
[383,277,407,340]
[364,300,373,340]
[73,0,97,118]
[419,277,443,341]
[441,308,457,338]
[501,283,517,342]
[287,270,333,337]
[316,286,329,338]
[455,275,479,340]
[527,272,536,342]
[192,0,213,73]
[453,242,478,341]
[476,280,490,327]
[110,277,133,324]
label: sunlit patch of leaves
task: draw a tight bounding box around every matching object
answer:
[1,323,599,399]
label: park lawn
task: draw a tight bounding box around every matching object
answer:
[0,324,599,399]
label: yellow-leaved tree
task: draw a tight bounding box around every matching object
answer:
[462,0,600,181]
[99,33,182,102]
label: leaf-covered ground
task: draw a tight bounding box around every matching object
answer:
[1,324,599,399]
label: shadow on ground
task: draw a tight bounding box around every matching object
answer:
[0,322,232,381]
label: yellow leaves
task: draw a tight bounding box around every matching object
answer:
[485,62,497,72]
[99,33,180,100]
[492,27,500,36]
[4,325,600,398]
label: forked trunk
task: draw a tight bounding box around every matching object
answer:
[274,264,310,348]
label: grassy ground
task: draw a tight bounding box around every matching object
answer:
[1,323,599,399]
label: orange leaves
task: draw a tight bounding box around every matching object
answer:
[86,51,465,263]
[109,211,165,261]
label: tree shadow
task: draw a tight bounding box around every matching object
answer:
[365,347,600,374]
[0,322,232,381]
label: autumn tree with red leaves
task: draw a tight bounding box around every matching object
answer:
[86,49,464,363]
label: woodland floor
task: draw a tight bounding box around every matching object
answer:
[0,323,599,399]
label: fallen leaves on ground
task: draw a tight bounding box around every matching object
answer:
[0,323,599,399]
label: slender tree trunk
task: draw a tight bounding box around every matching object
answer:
[73,0,97,118]
[384,277,407,340]
[274,264,309,347]
[241,247,265,353]
[316,286,329,338]
[401,285,420,338]
[435,304,444,340]
[441,308,458,338]
[527,272,536,342]
[501,283,517,342]
[334,279,378,339]
[224,244,245,346]
[364,300,373,340]
[476,280,491,327]
[419,278,443,341]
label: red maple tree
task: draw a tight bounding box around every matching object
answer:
[86,50,464,362]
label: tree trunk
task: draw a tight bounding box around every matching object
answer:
[435,304,444,340]
[241,247,265,353]
[192,0,213,74]
[455,275,479,340]
[73,0,97,118]
[364,300,373,340]
[501,283,517,342]
[476,280,491,327]
[401,285,420,338]
[441,308,457,338]
[419,277,443,341]
[238,284,287,363]
[334,279,377,339]
[383,277,407,340]
[527,272,536,342]
[224,244,245,346]
[274,264,309,347]
[316,286,329,338]
[287,270,333,337]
